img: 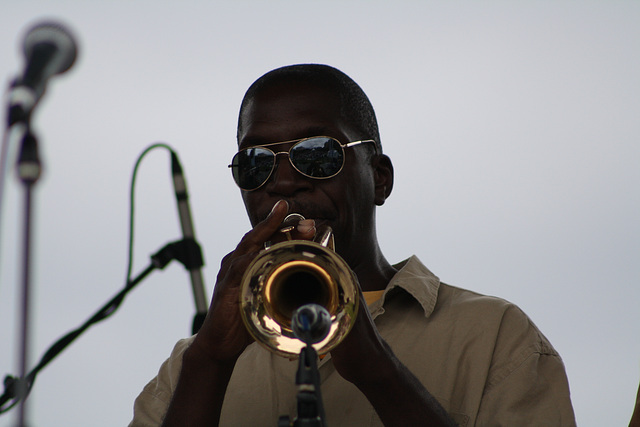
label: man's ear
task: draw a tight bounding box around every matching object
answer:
[373,154,394,206]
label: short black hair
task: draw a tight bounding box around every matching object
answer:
[237,64,382,153]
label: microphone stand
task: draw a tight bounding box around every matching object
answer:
[277,344,326,427]
[1,119,207,421]
[0,238,202,419]
[278,305,330,427]
[14,124,41,427]
[170,236,206,335]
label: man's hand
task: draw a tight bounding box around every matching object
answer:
[190,200,316,363]
[330,291,388,383]
[330,289,456,427]
[162,200,316,426]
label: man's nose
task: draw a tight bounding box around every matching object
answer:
[264,153,313,196]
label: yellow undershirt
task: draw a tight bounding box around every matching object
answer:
[363,289,385,306]
[317,290,385,360]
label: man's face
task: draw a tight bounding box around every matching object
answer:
[236,81,377,263]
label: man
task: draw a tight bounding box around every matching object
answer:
[631,381,640,427]
[130,64,575,426]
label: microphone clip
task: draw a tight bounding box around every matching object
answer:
[151,238,204,271]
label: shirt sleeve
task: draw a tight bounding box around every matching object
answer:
[128,337,193,427]
[475,305,576,426]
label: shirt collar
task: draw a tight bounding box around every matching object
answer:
[370,255,440,318]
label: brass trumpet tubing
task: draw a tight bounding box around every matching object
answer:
[239,224,359,358]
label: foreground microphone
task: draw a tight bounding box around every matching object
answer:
[171,152,208,333]
[9,20,78,126]
[292,304,332,345]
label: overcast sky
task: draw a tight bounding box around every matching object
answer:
[0,1,638,426]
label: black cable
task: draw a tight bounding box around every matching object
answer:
[0,142,177,414]
[124,143,174,287]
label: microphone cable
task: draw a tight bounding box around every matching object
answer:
[120,143,175,314]
[0,142,191,414]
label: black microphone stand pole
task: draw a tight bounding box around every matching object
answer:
[278,304,330,427]
[14,124,41,427]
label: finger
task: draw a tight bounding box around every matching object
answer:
[268,218,317,245]
[296,219,316,236]
[236,200,289,252]
[287,219,316,241]
[216,200,290,295]
[216,250,257,289]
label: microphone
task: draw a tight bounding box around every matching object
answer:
[9,20,78,125]
[292,304,332,345]
[170,152,208,333]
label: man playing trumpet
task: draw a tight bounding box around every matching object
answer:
[130,64,575,426]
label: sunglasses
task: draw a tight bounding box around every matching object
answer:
[229,136,376,191]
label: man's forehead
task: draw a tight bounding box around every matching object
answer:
[238,83,348,147]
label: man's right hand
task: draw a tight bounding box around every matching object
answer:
[188,199,316,363]
[164,199,315,426]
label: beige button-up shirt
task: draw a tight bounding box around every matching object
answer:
[130,256,576,426]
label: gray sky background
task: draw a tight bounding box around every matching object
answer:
[0,1,638,426]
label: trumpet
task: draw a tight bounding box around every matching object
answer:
[239,214,359,358]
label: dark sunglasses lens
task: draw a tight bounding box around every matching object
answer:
[290,137,344,178]
[231,147,274,190]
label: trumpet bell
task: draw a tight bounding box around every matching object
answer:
[239,239,359,358]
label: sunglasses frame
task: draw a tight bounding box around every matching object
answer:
[229,136,377,191]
